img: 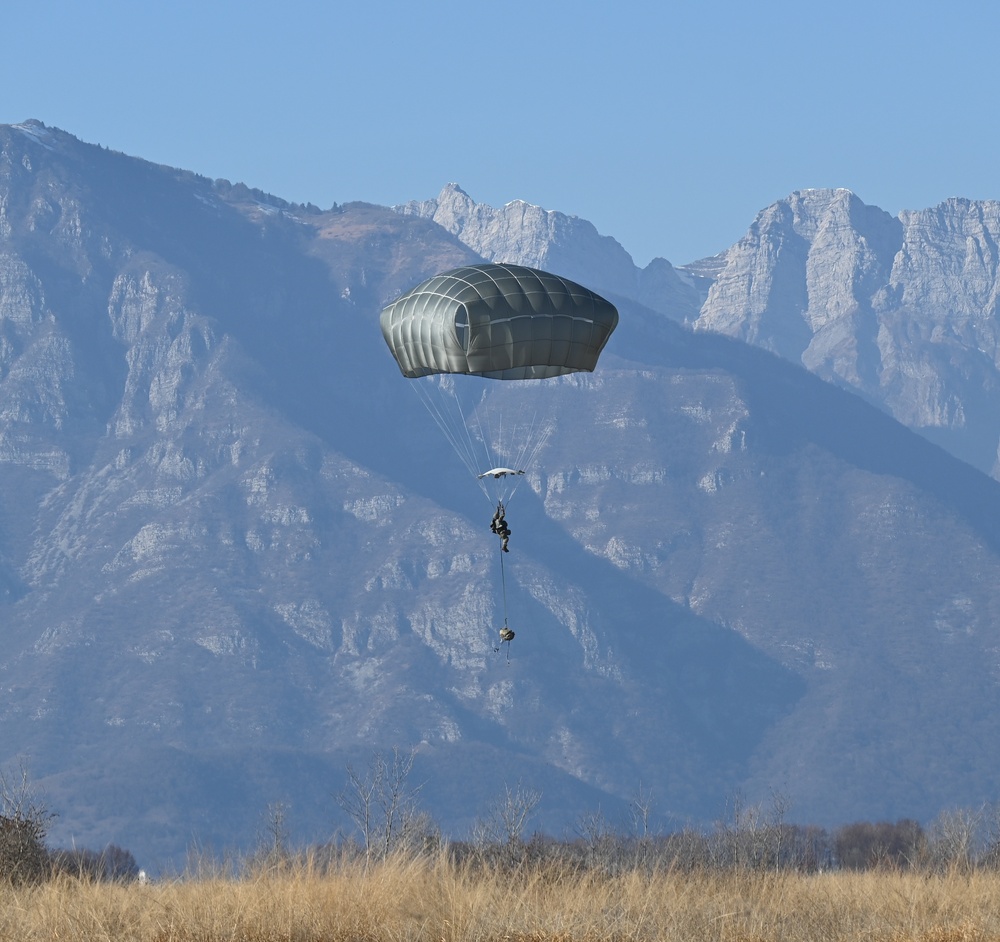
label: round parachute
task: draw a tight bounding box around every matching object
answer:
[379,263,619,381]
[381,264,618,656]
[380,263,618,505]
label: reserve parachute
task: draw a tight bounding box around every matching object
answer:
[380,263,618,654]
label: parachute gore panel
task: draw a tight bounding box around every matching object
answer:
[379,263,619,379]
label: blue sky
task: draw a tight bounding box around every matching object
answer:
[5,0,999,266]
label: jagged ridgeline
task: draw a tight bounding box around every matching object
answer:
[2,121,1000,869]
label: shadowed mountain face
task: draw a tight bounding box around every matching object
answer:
[3,122,1000,868]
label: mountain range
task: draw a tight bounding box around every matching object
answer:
[2,120,1000,870]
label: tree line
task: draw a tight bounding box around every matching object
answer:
[320,750,1000,877]
[5,751,1000,883]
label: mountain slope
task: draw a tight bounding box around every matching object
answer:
[2,123,1000,868]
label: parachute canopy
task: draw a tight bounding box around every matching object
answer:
[380,263,619,380]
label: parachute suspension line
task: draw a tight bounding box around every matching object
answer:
[408,379,493,502]
[491,407,552,506]
[451,382,499,503]
[499,539,512,663]
[408,377,554,507]
[465,385,496,489]
[512,411,550,501]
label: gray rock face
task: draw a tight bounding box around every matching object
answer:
[694,189,1000,475]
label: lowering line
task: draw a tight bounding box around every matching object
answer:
[500,542,510,626]
[497,546,513,663]
[492,500,515,663]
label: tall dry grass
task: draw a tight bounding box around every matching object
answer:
[2,851,1000,941]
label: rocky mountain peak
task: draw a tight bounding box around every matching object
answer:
[698,189,901,363]
[394,184,707,321]
[396,183,637,293]
[694,187,1000,474]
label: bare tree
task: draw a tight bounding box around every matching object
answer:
[628,782,655,839]
[627,782,659,871]
[337,747,426,861]
[0,759,53,885]
[928,806,982,873]
[765,788,791,870]
[714,790,757,870]
[834,818,926,871]
[254,800,291,869]
[471,780,541,870]
[576,807,620,871]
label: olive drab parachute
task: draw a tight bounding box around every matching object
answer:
[380,263,619,657]
[380,263,619,381]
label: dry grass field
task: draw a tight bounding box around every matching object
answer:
[2,852,1000,942]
